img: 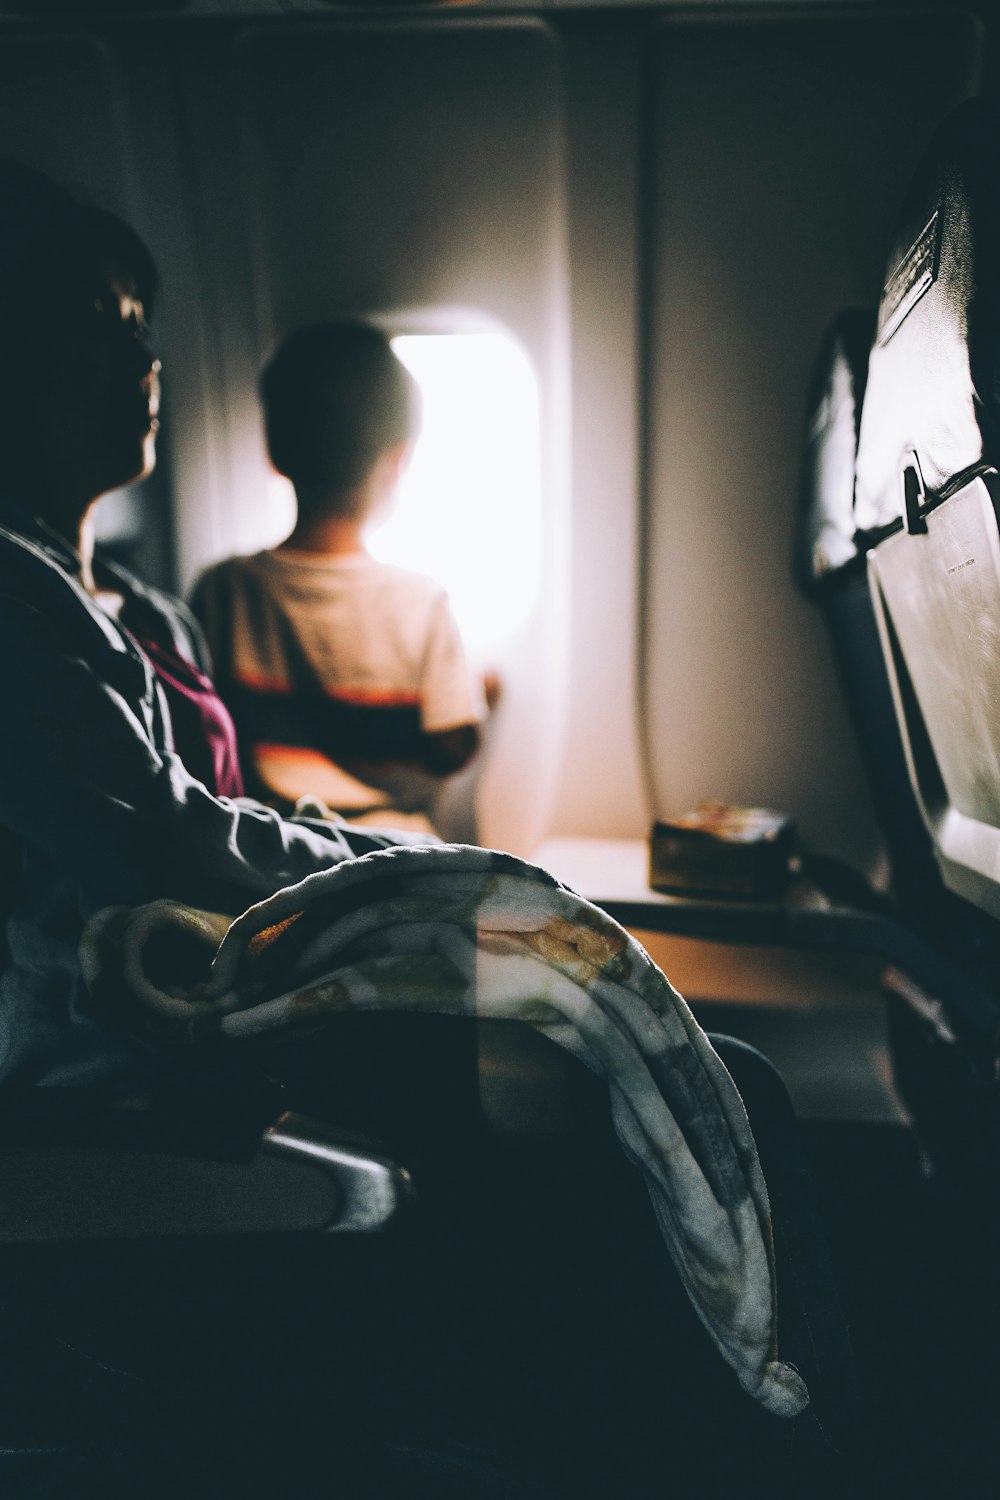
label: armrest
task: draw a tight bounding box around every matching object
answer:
[596,884,998,1044]
[263,1110,414,1231]
[0,1108,413,1243]
[532,837,998,1045]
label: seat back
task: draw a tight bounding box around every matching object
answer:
[796,309,956,934]
[797,276,1000,1181]
[855,98,1000,923]
[796,309,874,589]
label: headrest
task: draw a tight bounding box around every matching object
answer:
[795,309,874,591]
[855,98,1000,534]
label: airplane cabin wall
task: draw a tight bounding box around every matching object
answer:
[0,7,988,870]
[643,11,983,873]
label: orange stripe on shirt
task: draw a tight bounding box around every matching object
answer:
[254,743,341,766]
[234,669,421,708]
[328,686,422,707]
[234,668,293,694]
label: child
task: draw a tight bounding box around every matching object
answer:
[191,323,487,829]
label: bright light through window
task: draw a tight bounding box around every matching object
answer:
[365,332,542,655]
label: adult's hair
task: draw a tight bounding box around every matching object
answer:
[260,322,421,511]
[0,159,157,342]
[0,161,158,494]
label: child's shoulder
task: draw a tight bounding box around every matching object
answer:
[194,549,274,587]
[359,555,444,595]
[358,559,455,618]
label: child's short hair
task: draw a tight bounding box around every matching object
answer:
[261,322,420,507]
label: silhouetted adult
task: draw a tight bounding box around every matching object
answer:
[0,162,412,1091]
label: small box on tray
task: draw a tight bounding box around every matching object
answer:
[649,802,796,899]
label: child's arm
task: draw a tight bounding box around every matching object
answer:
[409,592,489,778]
[422,723,480,776]
[338,721,480,784]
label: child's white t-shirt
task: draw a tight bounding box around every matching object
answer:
[191,548,486,811]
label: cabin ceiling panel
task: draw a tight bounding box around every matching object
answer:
[1,0,983,16]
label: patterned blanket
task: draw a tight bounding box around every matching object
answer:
[80,842,809,1418]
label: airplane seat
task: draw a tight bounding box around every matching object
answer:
[0,1053,419,1496]
[814,96,1000,1183]
[854,95,1000,928]
[795,307,982,941]
[794,308,990,1192]
[0,1040,861,1499]
[795,307,874,592]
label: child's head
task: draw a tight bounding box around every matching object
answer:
[260,322,420,520]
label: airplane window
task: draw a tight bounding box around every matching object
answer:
[375,332,543,654]
[263,332,542,655]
